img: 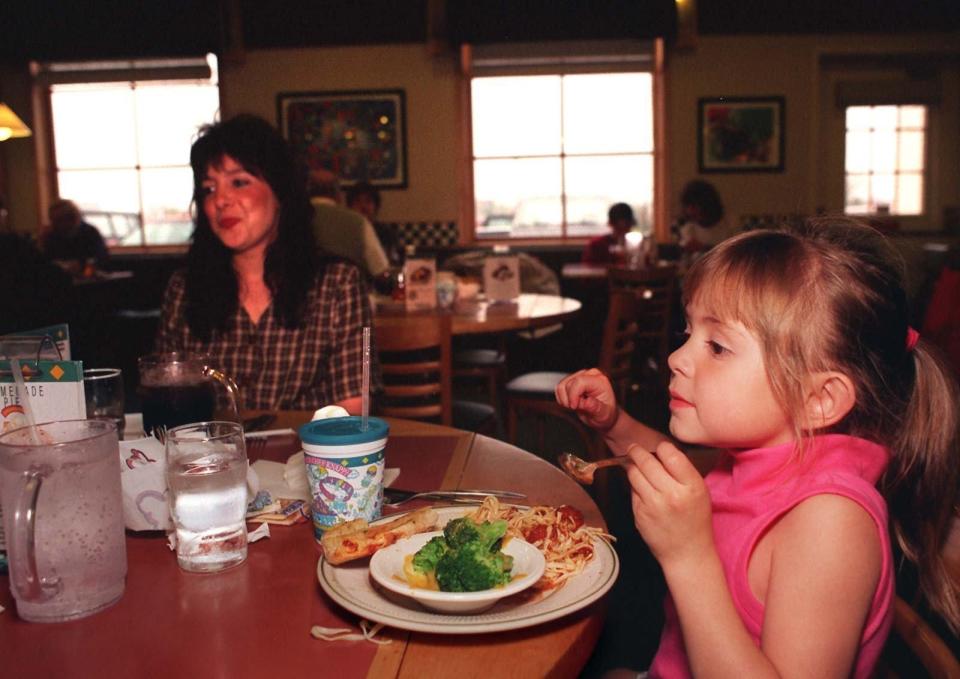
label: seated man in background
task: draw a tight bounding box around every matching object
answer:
[0,199,77,334]
[309,170,392,290]
[346,181,401,266]
[40,199,109,274]
[582,202,635,265]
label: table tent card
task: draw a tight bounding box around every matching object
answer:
[483,255,521,302]
[0,359,87,432]
[404,257,437,311]
[0,323,72,361]
[0,325,79,573]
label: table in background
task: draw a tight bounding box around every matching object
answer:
[375,293,581,336]
[0,414,607,679]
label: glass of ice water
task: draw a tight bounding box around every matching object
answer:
[164,421,248,573]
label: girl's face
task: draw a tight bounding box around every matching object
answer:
[667,297,794,449]
[201,154,279,258]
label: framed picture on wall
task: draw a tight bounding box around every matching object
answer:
[277,89,408,188]
[698,96,785,173]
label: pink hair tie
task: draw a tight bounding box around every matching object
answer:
[906,326,920,351]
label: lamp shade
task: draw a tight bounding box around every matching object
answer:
[0,103,32,142]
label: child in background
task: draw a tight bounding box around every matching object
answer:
[557,217,960,677]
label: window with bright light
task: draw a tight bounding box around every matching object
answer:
[47,58,219,247]
[471,72,654,240]
[844,105,926,216]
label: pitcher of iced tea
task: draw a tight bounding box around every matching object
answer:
[0,419,127,622]
[138,352,240,437]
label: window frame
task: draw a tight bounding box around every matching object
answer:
[32,56,220,254]
[458,40,666,246]
[842,103,929,218]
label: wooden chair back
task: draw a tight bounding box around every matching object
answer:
[597,289,639,404]
[880,595,960,678]
[607,265,678,387]
[375,315,453,426]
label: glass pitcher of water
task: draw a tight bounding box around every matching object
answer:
[0,419,127,622]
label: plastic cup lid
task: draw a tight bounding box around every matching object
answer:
[299,416,389,446]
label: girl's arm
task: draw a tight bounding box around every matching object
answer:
[555,368,674,456]
[629,442,882,678]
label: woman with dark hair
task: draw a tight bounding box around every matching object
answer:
[673,179,729,259]
[156,114,376,413]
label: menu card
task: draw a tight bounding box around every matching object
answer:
[0,359,87,433]
[0,325,80,564]
[404,257,437,311]
[483,255,521,302]
[0,323,72,360]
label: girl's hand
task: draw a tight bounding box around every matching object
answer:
[555,368,618,431]
[626,441,714,567]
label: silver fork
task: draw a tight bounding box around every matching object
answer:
[151,425,167,445]
[383,488,526,506]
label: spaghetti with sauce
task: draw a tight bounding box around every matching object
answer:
[467,496,614,591]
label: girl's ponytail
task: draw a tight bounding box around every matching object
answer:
[885,340,960,632]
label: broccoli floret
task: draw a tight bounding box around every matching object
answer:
[442,517,480,548]
[435,540,514,592]
[473,519,508,551]
[411,535,448,573]
[443,517,508,550]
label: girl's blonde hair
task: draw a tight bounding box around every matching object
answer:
[683,216,960,632]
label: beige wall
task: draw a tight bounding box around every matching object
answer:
[0,64,40,236]
[666,33,960,232]
[3,32,959,240]
[219,44,462,224]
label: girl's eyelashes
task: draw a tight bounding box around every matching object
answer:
[200,184,215,196]
[706,339,729,356]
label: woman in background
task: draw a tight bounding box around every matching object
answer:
[672,179,728,259]
[156,114,376,413]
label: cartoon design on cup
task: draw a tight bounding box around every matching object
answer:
[319,477,354,502]
[299,416,389,541]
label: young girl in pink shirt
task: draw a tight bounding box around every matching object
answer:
[557,217,960,677]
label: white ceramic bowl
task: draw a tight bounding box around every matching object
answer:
[369,531,546,614]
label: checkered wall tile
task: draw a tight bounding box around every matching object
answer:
[384,221,459,248]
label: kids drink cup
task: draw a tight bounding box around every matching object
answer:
[0,419,127,622]
[299,416,389,541]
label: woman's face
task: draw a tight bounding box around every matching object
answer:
[201,154,279,258]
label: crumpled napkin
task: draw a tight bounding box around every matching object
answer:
[118,436,172,531]
[118,436,259,532]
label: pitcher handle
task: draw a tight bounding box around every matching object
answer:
[203,366,241,421]
[11,468,62,602]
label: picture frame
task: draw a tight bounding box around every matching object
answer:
[697,96,785,173]
[277,89,408,189]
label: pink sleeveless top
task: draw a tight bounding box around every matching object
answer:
[649,434,894,678]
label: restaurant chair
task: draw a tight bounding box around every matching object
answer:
[505,290,638,462]
[452,336,507,415]
[376,315,497,435]
[607,265,678,400]
[878,595,960,678]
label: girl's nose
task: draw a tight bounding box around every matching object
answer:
[667,338,691,377]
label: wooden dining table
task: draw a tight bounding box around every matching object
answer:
[0,412,611,678]
[375,293,581,336]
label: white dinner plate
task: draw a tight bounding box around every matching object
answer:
[317,505,620,634]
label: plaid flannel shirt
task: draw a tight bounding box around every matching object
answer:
[156,260,379,411]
